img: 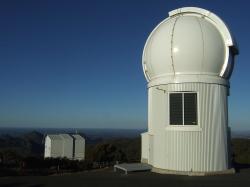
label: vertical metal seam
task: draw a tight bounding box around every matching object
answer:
[170,16,180,76]
[182,93,184,125]
[195,17,205,75]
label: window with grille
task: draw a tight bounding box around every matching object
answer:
[169,92,197,125]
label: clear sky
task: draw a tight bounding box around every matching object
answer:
[0,0,249,130]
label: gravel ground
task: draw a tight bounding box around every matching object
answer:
[0,167,250,187]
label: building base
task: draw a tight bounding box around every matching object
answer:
[152,167,235,176]
[141,158,148,164]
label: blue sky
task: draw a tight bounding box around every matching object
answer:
[0,0,249,130]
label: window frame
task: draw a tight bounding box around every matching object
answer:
[166,91,201,131]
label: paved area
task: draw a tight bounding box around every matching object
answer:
[0,167,250,187]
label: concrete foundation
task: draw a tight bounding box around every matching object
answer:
[152,167,235,176]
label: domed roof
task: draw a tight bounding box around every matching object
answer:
[142,7,238,84]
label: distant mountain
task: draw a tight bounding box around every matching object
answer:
[21,131,44,144]
[21,131,44,156]
[0,131,44,157]
[0,128,144,157]
[231,130,250,139]
[0,127,145,139]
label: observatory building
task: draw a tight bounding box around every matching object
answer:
[141,7,238,175]
[44,134,85,160]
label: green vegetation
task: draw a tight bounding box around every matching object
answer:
[86,138,141,163]
[232,138,250,164]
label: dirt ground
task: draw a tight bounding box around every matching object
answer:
[0,167,250,187]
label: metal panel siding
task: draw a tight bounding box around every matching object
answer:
[74,139,85,160]
[72,135,85,160]
[147,83,229,172]
[61,138,73,159]
[44,136,51,158]
[44,135,64,158]
[141,133,149,162]
[149,135,154,165]
[149,87,167,168]
[51,139,63,158]
[148,88,153,133]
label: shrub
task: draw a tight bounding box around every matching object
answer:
[232,138,250,164]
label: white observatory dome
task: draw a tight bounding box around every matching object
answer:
[143,7,238,84]
[141,7,239,175]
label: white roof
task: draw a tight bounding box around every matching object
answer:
[142,7,238,84]
[72,134,85,140]
[47,134,62,140]
[60,134,73,140]
[47,134,73,141]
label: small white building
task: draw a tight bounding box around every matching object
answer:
[44,134,63,158]
[141,7,238,175]
[72,134,85,160]
[44,134,85,160]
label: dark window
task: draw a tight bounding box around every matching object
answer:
[184,93,197,125]
[170,93,183,125]
[169,92,197,125]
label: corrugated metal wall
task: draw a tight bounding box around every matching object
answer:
[145,82,230,172]
[62,139,73,159]
[50,139,63,158]
[141,132,149,163]
[44,137,51,158]
[74,139,85,160]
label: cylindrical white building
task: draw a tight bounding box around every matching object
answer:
[141,7,238,175]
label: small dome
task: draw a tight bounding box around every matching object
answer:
[142,7,238,83]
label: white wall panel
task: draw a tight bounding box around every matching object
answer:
[72,135,85,160]
[141,132,149,162]
[60,134,73,159]
[146,83,230,172]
